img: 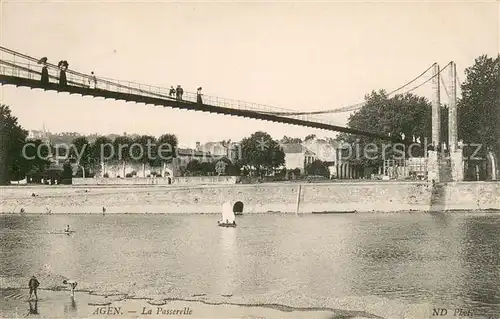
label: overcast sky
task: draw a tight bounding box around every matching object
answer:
[0,1,498,147]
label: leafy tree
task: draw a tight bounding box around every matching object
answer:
[113,135,133,164]
[185,159,202,176]
[458,55,500,163]
[184,159,214,176]
[281,136,302,144]
[132,135,157,165]
[71,136,92,171]
[61,161,73,184]
[158,133,178,162]
[304,134,316,142]
[0,105,28,183]
[240,131,285,176]
[216,157,241,176]
[200,161,214,175]
[305,160,330,178]
[23,139,51,180]
[90,136,113,170]
[337,91,435,166]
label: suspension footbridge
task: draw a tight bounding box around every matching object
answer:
[0,46,446,143]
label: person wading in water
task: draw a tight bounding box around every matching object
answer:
[63,279,78,297]
[28,276,40,301]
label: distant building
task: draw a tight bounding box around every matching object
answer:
[196,141,241,163]
[281,137,359,179]
[27,129,50,144]
[280,143,317,174]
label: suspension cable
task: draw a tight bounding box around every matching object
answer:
[259,63,437,116]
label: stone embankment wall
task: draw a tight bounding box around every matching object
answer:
[72,176,238,186]
[0,181,498,214]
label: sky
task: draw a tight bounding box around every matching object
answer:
[0,1,498,148]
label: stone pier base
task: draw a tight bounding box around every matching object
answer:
[427,151,439,182]
[450,150,464,182]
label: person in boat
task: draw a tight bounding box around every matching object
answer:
[62,279,78,297]
[64,225,70,232]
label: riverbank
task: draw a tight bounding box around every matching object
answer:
[0,289,382,319]
[1,181,499,214]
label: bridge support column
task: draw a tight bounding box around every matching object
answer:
[448,61,464,181]
[429,63,441,182]
[427,151,439,182]
[450,148,464,181]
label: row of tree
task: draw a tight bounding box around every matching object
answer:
[69,133,179,176]
[0,108,291,182]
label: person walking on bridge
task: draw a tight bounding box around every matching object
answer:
[197,87,203,104]
[176,85,183,101]
[38,57,49,85]
[169,86,176,98]
[57,60,68,87]
[89,71,97,89]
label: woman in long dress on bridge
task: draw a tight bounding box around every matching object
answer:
[197,87,203,104]
[38,57,49,84]
[58,60,68,87]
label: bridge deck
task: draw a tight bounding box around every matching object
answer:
[0,74,393,140]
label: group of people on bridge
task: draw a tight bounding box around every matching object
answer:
[37,58,203,104]
[38,57,97,89]
[168,85,203,104]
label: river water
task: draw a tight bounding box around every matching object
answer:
[1,212,499,318]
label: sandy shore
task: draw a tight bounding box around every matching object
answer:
[0,289,381,319]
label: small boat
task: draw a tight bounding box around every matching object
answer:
[218,201,237,227]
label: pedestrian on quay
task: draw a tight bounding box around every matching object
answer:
[28,275,40,301]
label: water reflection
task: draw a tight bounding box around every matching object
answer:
[217,227,237,295]
[63,296,78,315]
[28,300,38,315]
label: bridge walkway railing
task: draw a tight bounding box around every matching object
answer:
[0,56,343,127]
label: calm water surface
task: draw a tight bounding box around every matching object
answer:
[1,212,499,317]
